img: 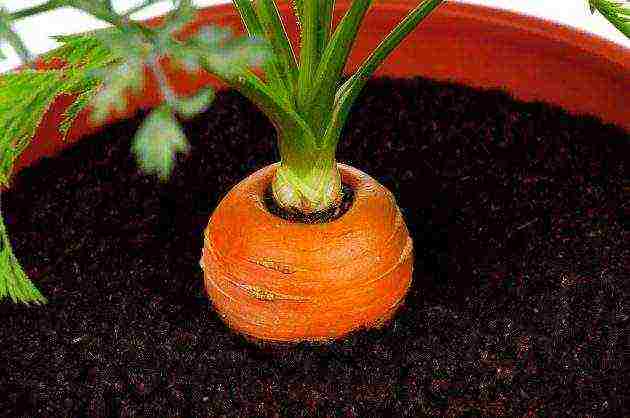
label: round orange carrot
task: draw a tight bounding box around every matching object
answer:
[200,163,414,344]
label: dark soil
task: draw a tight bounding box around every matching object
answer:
[1,75,628,417]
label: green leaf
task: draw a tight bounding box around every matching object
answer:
[173,88,215,119]
[0,70,66,185]
[59,83,101,139]
[194,25,236,48]
[0,211,47,305]
[0,29,122,184]
[131,106,190,182]
[304,0,371,136]
[88,27,149,61]
[187,29,272,80]
[323,0,445,149]
[296,0,320,111]
[89,59,145,124]
[317,0,336,58]
[254,0,299,94]
[155,0,196,45]
[588,0,630,38]
[176,24,237,71]
[47,30,121,70]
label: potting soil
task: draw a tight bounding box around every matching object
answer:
[1,76,628,417]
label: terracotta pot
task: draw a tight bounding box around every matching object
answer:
[200,163,413,343]
[5,2,628,341]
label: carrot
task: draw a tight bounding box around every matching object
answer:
[200,163,413,343]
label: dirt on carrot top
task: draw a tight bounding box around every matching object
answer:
[0,76,628,417]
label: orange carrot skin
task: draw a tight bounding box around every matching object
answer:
[201,163,414,344]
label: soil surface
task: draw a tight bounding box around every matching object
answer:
[1,76,628,417]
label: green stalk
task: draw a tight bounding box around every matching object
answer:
[253,0,299,99]
[224,0,444,213]
[588,0,630,38]
[188,29,310,139]
[231,0,264,34]
[304,0,371,138]
[211,2,342,213]
[272,130,341,214]
[232,0,291,100]
[200,59,338,213]
[65,0,130,28]
[317,0,336,57]
[296,0,319,114]
[0,11,33,63]
[322,0,445,150]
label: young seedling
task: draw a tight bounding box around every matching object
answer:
[0,0,628,306]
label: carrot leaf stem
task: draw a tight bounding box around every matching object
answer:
[323,0,445,150]
[295,0,320,114]
[232,0,288,96]
[252,0,299,100]
[317,0,337,58]
[305,0,372,139]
